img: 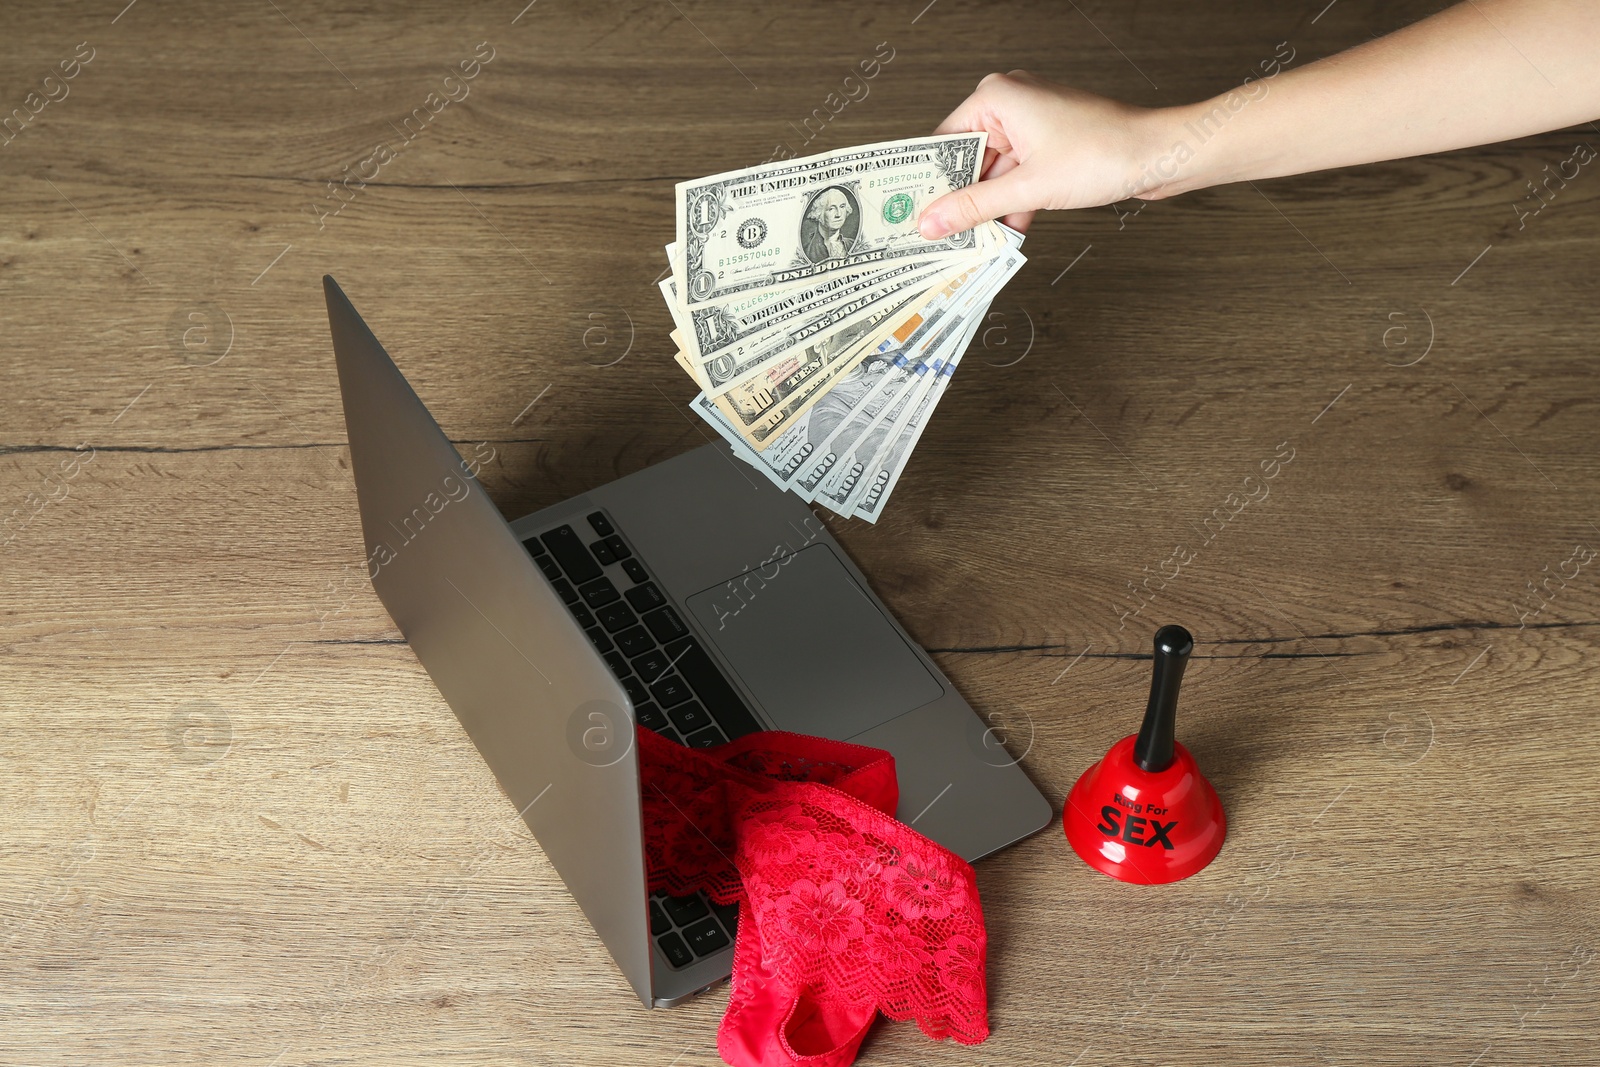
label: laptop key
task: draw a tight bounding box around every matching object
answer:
[711,900,739,938]
[621,559,649,585]
[625,581,667,614]
[633,701,668,732]
[622,676,650,706]
[662,893,710,926]
[683,916,731,957]
[522,536,549,558]
[657,932,694,969]
[550,578,580,606]
[614,627,659,659]
[643,606,689,643]
[668,640,762,740]
[668,701,712,734]
[536,555,562,582]
[650,674,692,708]
[585,627,614,655]
[630,649,672,682]
[589,538,617,566]
[602,650,631,680]
[596,600,638,634]
[602,534,631,560]
[540,525,603,584]
[649,900,670,936]
[684,726,726,749]
[658,727,683,745]
[571,603,597,629]
[614,625,655,657]
[587,511,615,538]
[579,577,621,608]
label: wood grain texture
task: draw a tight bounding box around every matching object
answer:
[3,1,1598,1065]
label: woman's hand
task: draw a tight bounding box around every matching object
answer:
[918,70,1171,238]
[919,1,1600,239]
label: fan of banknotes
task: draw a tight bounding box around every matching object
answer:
[660,133,1025,522]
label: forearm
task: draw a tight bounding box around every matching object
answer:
[1142,0,1600,198]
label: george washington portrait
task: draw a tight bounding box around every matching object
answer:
[799,185,861,264]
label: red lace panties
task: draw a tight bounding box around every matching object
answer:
[639,727,989,1067]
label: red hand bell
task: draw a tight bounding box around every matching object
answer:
[1065,625,1226,884]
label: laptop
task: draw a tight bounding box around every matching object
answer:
[323,275,1051,1008]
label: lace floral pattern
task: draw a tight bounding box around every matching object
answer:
[639,727,989,1064]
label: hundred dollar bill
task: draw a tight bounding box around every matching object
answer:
[828,248,1027,511]
[674,134,987,311]
[792,258,998,497]
[691,388,827,495]
[845,299,987,520]
[819,259,1030,511]
[809,299,981,512]
[738,228,1025,496]
[810,354,941,510]
[677,346,844,499]
[807,237,1024,494]
[700,278,972,447]
[847,347,965,522]
[791,352,924,501]
[729,301,920,413]
[678,289,912,479]
[683,384,797,494]
[684,286,928,483]
[686,309,905,496]
[688,388,795,494]
[705,260,982,451]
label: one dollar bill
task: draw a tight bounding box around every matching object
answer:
[674,133,987,311]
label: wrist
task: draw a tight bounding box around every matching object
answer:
[1125,98,1243,200]
[1119,105,1195,200]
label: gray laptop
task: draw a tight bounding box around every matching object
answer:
[324,275,1050,1008]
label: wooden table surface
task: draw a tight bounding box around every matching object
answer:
[4,1,1598,1064]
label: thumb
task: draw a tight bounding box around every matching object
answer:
[918,167,1034,239]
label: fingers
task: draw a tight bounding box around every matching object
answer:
[983,152,1021,182]
[918,165,1035,239]
[924,71,1045,236]
[932,70,1025,136]
[986,152,1029,231]
[1000,209,1035,233]
[933,92,987,135]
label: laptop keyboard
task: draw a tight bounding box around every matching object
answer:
[651,893,739,969]
[521,508,759,967]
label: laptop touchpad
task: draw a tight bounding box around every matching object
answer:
[685,544,943,739]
